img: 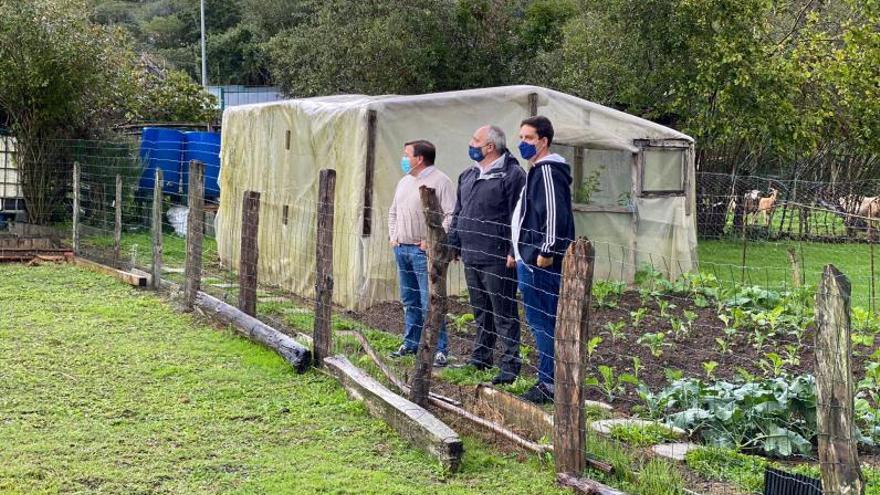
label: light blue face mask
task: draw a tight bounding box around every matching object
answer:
[400,156,412,174]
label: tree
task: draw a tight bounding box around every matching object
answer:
[0,0,138,223]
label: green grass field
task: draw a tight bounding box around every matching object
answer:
[698,238,877,307]
[0,264,567,495]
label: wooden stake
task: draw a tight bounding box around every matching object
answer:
[114,174,122,264]
[361,109,377,237]
[815,265,864,495]
[151,168,163,290]
[553,238,595,476]
[184,160,205,309]
[313,169,336,366]
[239,190,261,316]
[787,247,802,289]
[409,186,453,407]
[72,162,80,255]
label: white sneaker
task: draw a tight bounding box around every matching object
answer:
[433,352,448,368]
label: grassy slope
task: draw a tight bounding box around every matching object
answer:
[0,264,566,495]
[698,239,875,306]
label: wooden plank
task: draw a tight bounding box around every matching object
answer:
[324,355,463,472]
[554,238,595,475]
[114,174,122,263]
[814,264,865,495]
[314,169,336,366]
[409,186,454,406]
[474,384,554,441]
[152,168,163,290]
[72,161,80,255]
[557,473,626,495]
[74,257,148,287]
[194,291,311,372]
[239,190,261,316]
[184,160,205,309]
[361,109,377,237]
[528,92,539,116]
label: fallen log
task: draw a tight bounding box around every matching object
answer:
[324,355,463,472]
[194,291,311,372]
[73,257,148,287]
[557,472,627,495]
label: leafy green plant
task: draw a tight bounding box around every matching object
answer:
[574,165,604,204]
[637,332,669,358]
[448,313,475,335]
[702,361,718,380]
[631,356,643,382]
[758,352,785,377]
[603,320,627,342]
[593,280,625,309]
[587,335,604,361]
[587,364,636,403]
[659,375,818,457]
[630,307,647,328]
[657,299,675,318]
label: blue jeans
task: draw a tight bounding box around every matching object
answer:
[516,261,561,385]
[394,244,448,354]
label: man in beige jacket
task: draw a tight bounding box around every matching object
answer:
[388,139,455,367]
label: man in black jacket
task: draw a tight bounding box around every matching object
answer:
[507,115,575,404]
[448,125,526,385]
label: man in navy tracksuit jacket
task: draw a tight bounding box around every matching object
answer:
[507,115,575,404]
[447,125,527,385]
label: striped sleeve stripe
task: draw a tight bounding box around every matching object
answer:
[541,166,556,253]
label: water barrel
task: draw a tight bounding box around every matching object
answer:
[183,131,221,199]
[138,128,185,197]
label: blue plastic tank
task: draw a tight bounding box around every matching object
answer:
[183,131,221,199]
[138,128,185,196]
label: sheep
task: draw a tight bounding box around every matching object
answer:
[756,188,779,226]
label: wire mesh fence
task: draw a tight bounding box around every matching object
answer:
[4,137,877,494]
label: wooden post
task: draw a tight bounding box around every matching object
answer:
[114,174,122,263]
[361,109,377,237]
[408,186,453,407]
[313,169,336,366]
[787,247,802,289]
[239,190,261,316]
[553,238,595,476]
[72,162,80,255]
[184,160,205,309]
[815,264,864,495]
[151,169,163,290]
[528,92,539,116]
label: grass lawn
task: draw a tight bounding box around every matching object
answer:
[698,238,877,307]
[0,264,567,495]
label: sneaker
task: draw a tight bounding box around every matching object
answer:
[433,352,448,368]
[491,373,517,386]
[390,345,416,358]
[520,382,554,404]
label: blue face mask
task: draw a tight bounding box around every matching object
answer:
[468,145,485,162]
[518,141,537,160]
[400,156,412,174]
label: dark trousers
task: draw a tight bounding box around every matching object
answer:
[464,263,521,376]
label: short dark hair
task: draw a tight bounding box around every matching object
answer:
[520,115,554,146]
[404,139,436,165]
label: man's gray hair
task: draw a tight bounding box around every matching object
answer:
[486,125,507,152]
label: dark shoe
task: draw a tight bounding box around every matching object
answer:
[466,359,492,371]
[491,373,517,386]
[390,345,416,358]
[520,383,554,404]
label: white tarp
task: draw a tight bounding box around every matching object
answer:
[217,85,697,310]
